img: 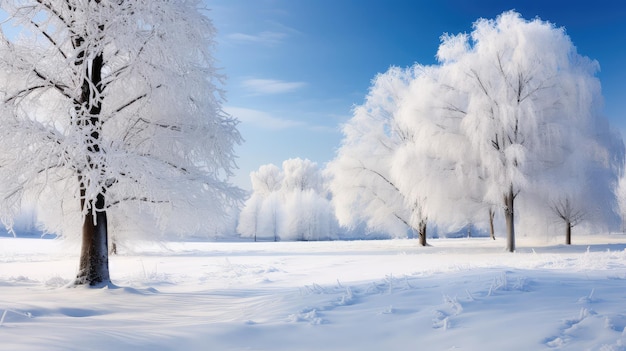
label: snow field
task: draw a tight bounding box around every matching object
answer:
[2,236,626,350]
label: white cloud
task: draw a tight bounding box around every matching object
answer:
[227,31,287,46]
[241,79,306,95]
[225,106,305,130]
[225,106,339,134]
[225,21,300,47]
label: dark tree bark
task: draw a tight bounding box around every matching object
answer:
[565,220,572,245]
[488,208,496,240]
[504,186,515,253]
[418,220,427,247]
[109,238,118,255]
[76,192,110,286]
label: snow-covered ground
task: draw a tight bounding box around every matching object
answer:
[2,234,626,350]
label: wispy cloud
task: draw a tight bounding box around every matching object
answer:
[241,79,307,95]
[225,20,301,47]
[226,31,288,46]
[225,106,338,134]
[225,106,305,130]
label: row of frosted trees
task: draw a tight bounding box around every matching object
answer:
[238,12,625,250]
[238,159,337,241]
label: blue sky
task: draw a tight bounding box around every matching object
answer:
[208,0,626,190]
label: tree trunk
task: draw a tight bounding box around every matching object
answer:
[489,208,496,240]
[418,220,427,247]
[565,220,572,245]
[504,187,515,252]
[273,210,278,242]
[109,237,118,255]
[76,194,110,286]
[73,29,110,285]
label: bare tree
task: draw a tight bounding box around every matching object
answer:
[551,198,585,245]
[0,1,242,286]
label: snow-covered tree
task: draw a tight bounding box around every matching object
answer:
[435,11,622,251]
[251,164,283,196]
[391,64,489,243]
[330,11,623,247]
[327,67,423,241]
[0,1,242,286]
[238,164,282,241]
[238,158,336,241]
[280,189,335,241]
[282,158,324,193]
[279,158,334,241]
